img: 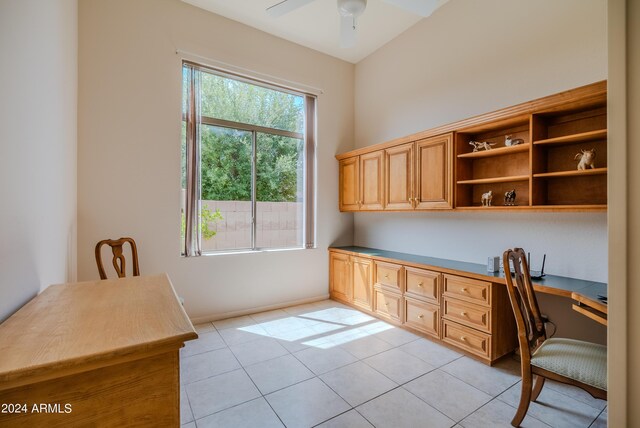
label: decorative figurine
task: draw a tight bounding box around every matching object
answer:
[575,148,596,170]
[505,135,525,146]
[481,190,493,207]
[504,189,516,206]
[469,141,496,152]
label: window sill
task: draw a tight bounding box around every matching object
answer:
[182,246,315,257]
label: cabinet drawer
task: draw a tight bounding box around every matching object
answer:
[405,267,439,304]
[443,297,491,334]
[374,289,402,322]
[442,320,491,359]
[443,275,491,306]
[375,261,402,292]
[404,298,439,339]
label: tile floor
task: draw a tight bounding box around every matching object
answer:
[180,300,607,428]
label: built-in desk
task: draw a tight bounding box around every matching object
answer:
[0,274,197,427]
[329,246,607,363]
[331,246,607,299]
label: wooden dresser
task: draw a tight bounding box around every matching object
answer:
[0,274,197,427]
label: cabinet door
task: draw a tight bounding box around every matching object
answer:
[329,252,351,302]
[339,157,360,211]
[385,143,414,210]
[352,257,373,311]
[415,133,453,209]
[360,151,384,210]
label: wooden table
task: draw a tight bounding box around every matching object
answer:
[0,274,197,427]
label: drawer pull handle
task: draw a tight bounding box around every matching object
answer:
[461,287,468,292]
[385,274,390,279]
[461,311,467,316]
[418,314,424,319]
[418,281,424,287]
[385,302,389,306]
[460,336,467,341]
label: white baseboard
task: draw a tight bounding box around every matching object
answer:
[190,294,330,324]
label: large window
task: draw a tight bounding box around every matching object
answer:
[181,62,315,255]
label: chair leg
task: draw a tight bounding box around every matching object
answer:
[531,375,545,401]
[512,367,533,427]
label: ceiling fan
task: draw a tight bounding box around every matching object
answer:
[266,0,442,48]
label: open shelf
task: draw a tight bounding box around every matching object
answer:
[457,144,529,159]
[457,175,529,185]
[533,129,607,146]
[455,205,532,210]
[530,205,607,211]
[534,167,608,179]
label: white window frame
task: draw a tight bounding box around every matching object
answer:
[182,61,316,256]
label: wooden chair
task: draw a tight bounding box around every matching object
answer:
[95,237,140,280]
[503,248,606,427]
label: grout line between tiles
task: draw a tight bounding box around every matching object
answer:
[587,405,607,428]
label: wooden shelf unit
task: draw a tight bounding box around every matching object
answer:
[533,129,607,146]
[336,80,608,212]
[533,167,608,178]
[457,175,530,185]
[457,143,529,159]
[455,119,531,208]
[531,101,607,207]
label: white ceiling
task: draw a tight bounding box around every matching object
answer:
[182,0,447,63]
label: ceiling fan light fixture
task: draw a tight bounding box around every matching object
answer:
[337,0,367,17]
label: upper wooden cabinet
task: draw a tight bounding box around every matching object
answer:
[339,151,384,211]
[360,151,384,210]
[336,81,607,212]
[384,135,453,211]
[339,157,360,211]
[385,143,414,210]
[415,134,453,209]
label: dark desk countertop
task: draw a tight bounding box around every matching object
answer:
[330,246,607,298]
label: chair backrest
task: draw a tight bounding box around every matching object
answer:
[503,248,547,361]
[95,237,140,280]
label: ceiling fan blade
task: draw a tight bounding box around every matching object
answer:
[266,0,317,17]
[383,0,444,17]
[340,15,357,48]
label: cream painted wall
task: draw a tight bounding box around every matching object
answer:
[353,0,607,342]
[354,0,607,146]
[0,0,77,322]
[353,0,607,279]
[77,0,354,320]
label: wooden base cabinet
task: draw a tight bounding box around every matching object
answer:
[352,257,373,311]
[374,288,402,322]
[329,249,518,365]
[329,252,373,311]
[329,251,352,303]
[405,298,439,339]
[441,274,518,362]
